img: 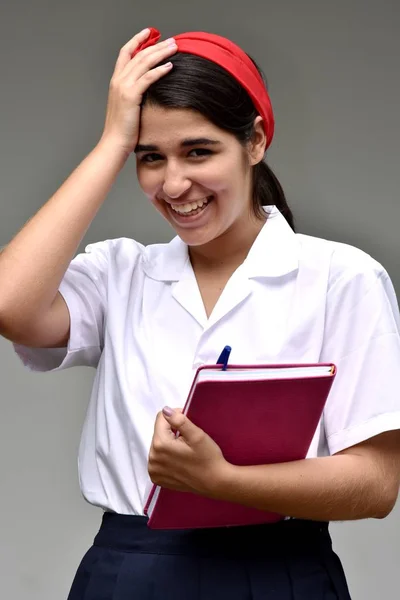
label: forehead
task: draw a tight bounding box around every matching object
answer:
[138,104,226,146]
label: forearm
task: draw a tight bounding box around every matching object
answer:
[216,454,394,521]
[0,139,127,327]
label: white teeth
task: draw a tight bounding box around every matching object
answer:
[171,198,209,214]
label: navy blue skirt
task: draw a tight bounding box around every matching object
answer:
[67,512,352,599]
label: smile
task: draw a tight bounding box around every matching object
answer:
[170,197,211,216]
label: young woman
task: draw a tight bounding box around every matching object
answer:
[1,27,400,600]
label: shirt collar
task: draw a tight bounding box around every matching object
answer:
[143,205,299,282]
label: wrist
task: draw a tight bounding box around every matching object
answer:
[208,460,239,501]
[95,135,131,166]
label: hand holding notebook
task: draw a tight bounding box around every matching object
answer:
[145,350,336,530]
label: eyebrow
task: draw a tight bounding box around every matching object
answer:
[134,138,221,153]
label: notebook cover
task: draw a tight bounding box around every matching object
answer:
[145,363,336,529]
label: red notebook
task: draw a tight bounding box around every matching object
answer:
[144,363,336,529]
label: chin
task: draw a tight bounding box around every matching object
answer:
[154,199,218,244]
[175,229,215,247]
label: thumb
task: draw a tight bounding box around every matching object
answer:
[162,406,201,443]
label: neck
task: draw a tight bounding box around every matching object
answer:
[189,211,267,273]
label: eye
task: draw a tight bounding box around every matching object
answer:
[138,148,213,163]
[139,153,162,163]
[189,148,213,158]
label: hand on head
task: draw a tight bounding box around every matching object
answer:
[100,28,177,156]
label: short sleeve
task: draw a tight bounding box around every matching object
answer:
[320,256,400,455]
[13,240,110,371]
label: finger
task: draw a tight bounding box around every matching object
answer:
[113,28,151,77]
[162,408,203,444]
[121,37,177,81]
[154,410,175,440]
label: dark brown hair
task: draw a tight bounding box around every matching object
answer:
[142,52,295,230]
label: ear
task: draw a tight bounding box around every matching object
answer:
[247,116,267,166]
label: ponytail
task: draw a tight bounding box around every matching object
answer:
[252,161,296,231]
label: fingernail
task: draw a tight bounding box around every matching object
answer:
[140,28,150,35]
[162,406,174,417]
[165,37,177,46]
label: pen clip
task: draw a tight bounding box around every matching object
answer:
[216,345,232,371]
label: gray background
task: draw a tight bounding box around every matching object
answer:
[0,0,399,598]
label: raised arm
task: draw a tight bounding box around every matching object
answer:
[0,29,177,348]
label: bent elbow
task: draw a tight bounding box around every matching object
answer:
[372,485,399,520]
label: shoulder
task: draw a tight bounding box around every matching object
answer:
[81,237,168,267]
[83,237,145,261]
[296,235,400,361]
[79,237,178,280]
[296,233,389,293]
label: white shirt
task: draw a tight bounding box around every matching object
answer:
[14,206,400,515]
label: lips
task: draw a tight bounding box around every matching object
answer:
[170,197,210,215]
[164,195,214,226]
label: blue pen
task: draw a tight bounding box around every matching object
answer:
[216,345,231,371]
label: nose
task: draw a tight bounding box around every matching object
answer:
[162,162,191,199]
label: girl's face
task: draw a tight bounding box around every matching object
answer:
[135,105,261,248]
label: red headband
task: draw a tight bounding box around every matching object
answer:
[134,27,274,149]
